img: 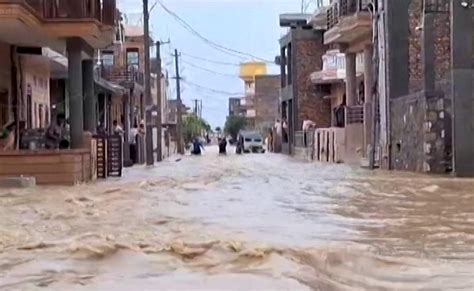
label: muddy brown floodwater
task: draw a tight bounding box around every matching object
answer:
[1,147,474,290]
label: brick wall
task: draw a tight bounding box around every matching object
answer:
[408,0,451,93]
[254,75,280,130]
[408,0,423,93]
[294,33,331,129]
[391,90,451,173]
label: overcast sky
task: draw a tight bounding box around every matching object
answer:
[118,0,320,127]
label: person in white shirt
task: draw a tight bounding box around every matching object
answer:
[302,118,316,147]
[302,119,316,131]
[129,123,139,163]
[275,119,282,136]
[113,120,124,137]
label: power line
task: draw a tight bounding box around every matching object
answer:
[156,0,274,63]
[181,52,241,67]
[181,59,241,79]
[182,80,242,96]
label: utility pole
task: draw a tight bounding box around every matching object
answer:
[368,1,379,170]
[192,99,198,116]
[155,41,163,162]
[143,0,154,166]
[174,49,184,155]
[199,100,203,119]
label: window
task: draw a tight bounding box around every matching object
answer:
[102,51,115,67]
[126,48,139,69]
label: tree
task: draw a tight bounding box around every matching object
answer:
[224,116,246,140]
[215,126,222,133]
[182,115,211,144]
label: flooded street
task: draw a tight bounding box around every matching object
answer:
[1,147,474,290]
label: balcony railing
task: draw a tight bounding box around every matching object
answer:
[326,0,370,30]
[101,66,144,86]
[24,0,116,26]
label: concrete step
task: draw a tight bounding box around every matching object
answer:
[0,176,36,188]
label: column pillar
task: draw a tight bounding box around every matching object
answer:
[345,52,357,106]
[451,0,474,176]
[67,38,84,149]
[363,45,374,156]
[82,59,96,133]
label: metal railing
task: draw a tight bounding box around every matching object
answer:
[101,65,144,86]
[23,0,116,26]
[326,0,370,30]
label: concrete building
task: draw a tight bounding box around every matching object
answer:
[238,61,267,128]
[320,0,374,164]
[228,97,245,117]
[279,13,331,155]
[298,0,473,176]
[0,0,117,184]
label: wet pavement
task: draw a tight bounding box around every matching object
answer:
[1,146,474,290]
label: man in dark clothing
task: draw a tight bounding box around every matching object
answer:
[219,137,227,155]
[191,138,204,155]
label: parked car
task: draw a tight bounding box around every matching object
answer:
[239,131,265,153]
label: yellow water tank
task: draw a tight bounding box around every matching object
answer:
[239,62,267,82]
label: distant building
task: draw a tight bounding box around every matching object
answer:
[228,97,246,117]
[238,61,268,128]
[254,75,280,131]
[167,100,191,124]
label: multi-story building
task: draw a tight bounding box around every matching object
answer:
[98,23,171,162]
[297,0,473,176]
[278,13,332,155]
[0,0,117,184]
[238,61,267,128]
[228,97,246,117]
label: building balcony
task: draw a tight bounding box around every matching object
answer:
[324,0,372,48]
[0,0,116,48]
[101,66,144,88]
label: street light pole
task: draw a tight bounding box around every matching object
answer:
[143,0,154,166]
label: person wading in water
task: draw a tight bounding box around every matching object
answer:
[219,136,227,155]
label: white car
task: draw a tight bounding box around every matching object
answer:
[239,131,265,153]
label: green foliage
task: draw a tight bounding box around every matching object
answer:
[224,116,247,139]
[183,115,211,144]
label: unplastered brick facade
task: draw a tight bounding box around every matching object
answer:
[294,37,331,129]
[390,0,453,173]
[254,75,280,130]
[408,0,451,93]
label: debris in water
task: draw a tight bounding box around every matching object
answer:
[421,185,440,193]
